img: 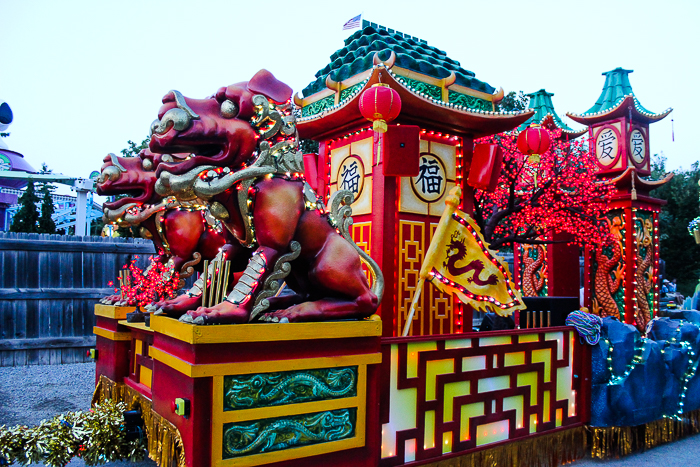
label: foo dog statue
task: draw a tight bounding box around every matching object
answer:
[95,149,244,305]
[121,69,383,324]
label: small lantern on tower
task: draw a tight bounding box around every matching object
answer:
[517,123,551,165]
[359,83,401,133]
[517,123,551,188]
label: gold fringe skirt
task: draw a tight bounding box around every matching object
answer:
[93,375,186,467]
[418,426,586,467]
[589,410,700,459]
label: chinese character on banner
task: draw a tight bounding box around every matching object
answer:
[340,160,360,194]
[597,129,617,161]
[416,157,443,194]
[630,130,645,163]
[411,154,447,203]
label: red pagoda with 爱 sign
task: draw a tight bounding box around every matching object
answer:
[567,67,673,331]
[296,21,533,337]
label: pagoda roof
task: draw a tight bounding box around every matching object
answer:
[567,68,672,125]
[301,21,495,99]
[517,89,586,138]
[607,166,673,204]
[296,65,533,141]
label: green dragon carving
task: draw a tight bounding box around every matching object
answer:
[302,95,335,117]
[223,409,355,458]
[396,75,442,100]
[224,367,357,410]
[448,91,492,111]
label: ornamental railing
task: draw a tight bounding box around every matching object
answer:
[378,327,590,465]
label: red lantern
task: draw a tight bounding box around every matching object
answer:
[359,83,401,133]
[517,124,551,164]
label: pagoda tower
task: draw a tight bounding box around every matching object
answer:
[296,22,533,337]
[567,68,673,331]
[513,90,587,300]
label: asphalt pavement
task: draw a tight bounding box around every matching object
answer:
[1,362,699,466]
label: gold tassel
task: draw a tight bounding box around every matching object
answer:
[418,426,586,467]
[92,376,186,467]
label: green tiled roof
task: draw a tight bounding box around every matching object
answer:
[302,21,496,98]
[518,89,576,132]
[581,67,656,116]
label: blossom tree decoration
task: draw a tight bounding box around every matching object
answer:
[473,128,614,250]
[112,254,180,306]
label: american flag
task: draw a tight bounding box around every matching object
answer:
[342,14,362,30]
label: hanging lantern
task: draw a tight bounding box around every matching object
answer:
[359,83,401,133]
[517,124,551,165]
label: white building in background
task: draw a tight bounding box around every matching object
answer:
[0,99,102,234]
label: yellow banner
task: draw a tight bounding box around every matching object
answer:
[421,187,524,316]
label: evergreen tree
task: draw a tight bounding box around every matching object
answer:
[37,163,57,234]
[38,183,56,234]
[10,181,39,233]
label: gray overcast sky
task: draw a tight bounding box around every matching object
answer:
[1,0,697,192]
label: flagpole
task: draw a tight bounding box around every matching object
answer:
[402,278,424,336]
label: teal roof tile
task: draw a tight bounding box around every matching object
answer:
[302,22,495,98]
[518,89,577,132]
[581,67,656,116]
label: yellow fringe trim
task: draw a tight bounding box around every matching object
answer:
[93,375,186,467]
[590,410,700,459]
[419,426,586,467]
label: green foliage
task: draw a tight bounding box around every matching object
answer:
[10,181,39,233]
[0,400,146,466]
[496,91,528,113]
[651,154,700,296]
[300,139,319,154]
[37,183,56,234]
[120,136,151,158]
[37,163,57,234]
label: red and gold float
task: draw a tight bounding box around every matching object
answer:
[91,22,594,467]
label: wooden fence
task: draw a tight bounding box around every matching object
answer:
[0,232,155,366]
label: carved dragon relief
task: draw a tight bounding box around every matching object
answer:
[634,216,654,331]
[521,244,546,297]
[592,216,625,318]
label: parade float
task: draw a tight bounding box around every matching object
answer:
[0,20,687,467]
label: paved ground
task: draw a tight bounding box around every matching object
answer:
[1,362,700,466]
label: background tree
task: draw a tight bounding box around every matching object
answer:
[37,183,56,234]
[37,163,57,234]
[120,136,150,157]
[651,154,700,296]
[10,181,39,233]
[496,91,528,113]
[473,128,613,250]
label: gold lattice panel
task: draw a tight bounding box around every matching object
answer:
[351,222,372,284]
[398,221,425,336]
[397,221,454,336]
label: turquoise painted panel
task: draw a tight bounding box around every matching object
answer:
[224,366,357,410]
[222,408,356,458]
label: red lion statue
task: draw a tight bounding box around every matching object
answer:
[95,149,249,305]
[143,69,383,324]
